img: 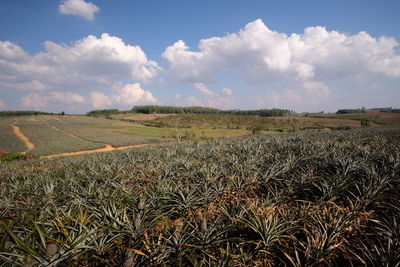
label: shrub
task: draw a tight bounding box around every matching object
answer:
[0,152,28,162]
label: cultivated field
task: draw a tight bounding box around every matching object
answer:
[103,112,367,139]
[0,116,161,157]
[1,112,400,265]
[1,128,399,265]
[2,112,400,158]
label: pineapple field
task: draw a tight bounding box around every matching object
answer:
[1,127,399,266]
[0,116,162,157]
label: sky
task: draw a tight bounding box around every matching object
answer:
[0,0,399,113]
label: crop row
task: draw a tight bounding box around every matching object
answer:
[1,128,399,266]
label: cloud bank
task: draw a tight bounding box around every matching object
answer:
[0,33,159,92]
[163,19,400,84]
[182,83,235,109]
[1,19,399,112]
[59,0,100,21]
[162,19,400,111]
[0,34,159,110]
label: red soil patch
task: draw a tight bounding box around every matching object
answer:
[0,149,7,157]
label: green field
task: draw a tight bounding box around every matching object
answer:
[1,112,400,265]
[3,112,397,157]
[109,113,362,133]
[1,128,399,265]
[0,117,26,153]
[0,115,162,156]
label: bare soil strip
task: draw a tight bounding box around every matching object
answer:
[43,143,150,159]
[12,124,34,154]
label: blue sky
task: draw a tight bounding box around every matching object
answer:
[0,0,399,113]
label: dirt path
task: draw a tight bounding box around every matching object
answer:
[12,124,34,154]
[43,143,150,159]
[9,117,157,159]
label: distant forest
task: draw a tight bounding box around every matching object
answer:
[0,110,54,116]
[87,106,295,117]
[336,107,400,114]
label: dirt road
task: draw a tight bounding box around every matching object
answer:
[43,143,150,159]
[12,124,34,154]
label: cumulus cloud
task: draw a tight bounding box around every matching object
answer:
[185,96,203,106]
[184,84,235,108]
[0,99,5,109]
[221,88,233,97]
[114,83,157,105]
[0,41,29,62]
[194,83,214,96]
[50,91,86,104]
[21,94,49,110]
[88,83,156,108]
[59,0,99,21]
[163,19,400,84]
[21,91,86,110]
[0,34,159,94]
[0,80,46,91]
[302,81,330,98]
[90,92,112,108]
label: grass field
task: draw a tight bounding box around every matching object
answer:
[1,127,399,265]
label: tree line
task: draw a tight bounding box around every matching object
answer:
[131,105,294,117]
[336,107,400,114]
[0,110,54,116]
[86,106,294,117]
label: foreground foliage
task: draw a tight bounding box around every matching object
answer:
[1,128,399,266]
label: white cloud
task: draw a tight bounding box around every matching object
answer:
[114,83,157,105]
[21,91,86,110]
[221,88,233,97]
[163,19,400,84]
[184,84,235,109]
[0,80,46,90]
[59,0,99,21]
[302,81,330,98]
[185,96,203,106]
[90,92,112,108]
[253,90,303,110]
[88,83,157,108]
[194,83,214,96]
[0,99,5,109]
[0,34,159,94]
[50,91,86,104]
[0,41,29,61]
[40,33,159,83]
[285,90,302,104]
[21,94,49,110]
